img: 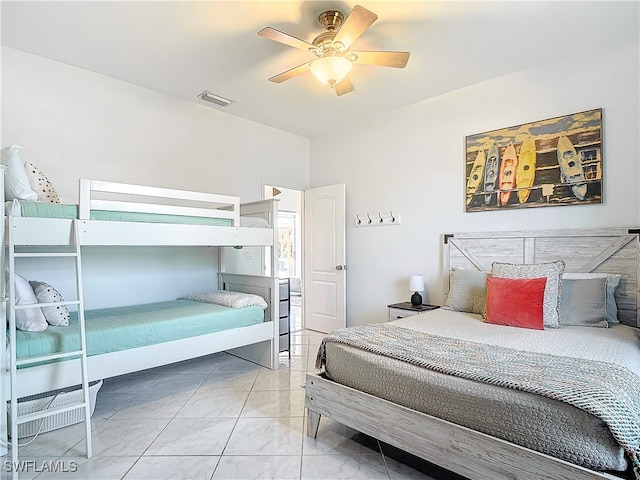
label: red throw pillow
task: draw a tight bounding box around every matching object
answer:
[485,276,547,330]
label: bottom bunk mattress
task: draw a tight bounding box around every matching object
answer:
[13,300,265,361]
[317,309,640,473]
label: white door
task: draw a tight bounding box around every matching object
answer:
[303,184,346,333]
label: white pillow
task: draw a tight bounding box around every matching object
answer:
[1,145,38,202]
[25,162,60,203]
[30,280,71,326]
[6,272,48,332]
[562,273,622,325]
[181,290,268,309]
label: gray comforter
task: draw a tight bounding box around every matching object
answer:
[317,311,640,473]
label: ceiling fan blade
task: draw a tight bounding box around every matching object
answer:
[351,51,410,68]
[258,27,316,52]
[334,76,353,96]
[268,62,312,83]
[333,5,378,49]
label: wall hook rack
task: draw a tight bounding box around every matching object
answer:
[354,211,401,227]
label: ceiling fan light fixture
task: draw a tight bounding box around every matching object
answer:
[259,5,406,96]
[309,56,352,86]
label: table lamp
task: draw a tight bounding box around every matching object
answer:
[409,275,424,306]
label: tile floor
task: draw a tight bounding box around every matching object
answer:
[2,295,464,480]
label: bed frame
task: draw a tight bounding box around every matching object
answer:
[1,171,281,456]
[305,227,640,480]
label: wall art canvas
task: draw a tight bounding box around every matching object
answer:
[464,108,603,212]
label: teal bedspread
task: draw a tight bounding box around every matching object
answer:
[17,200,234,226]
[14,300,265,359]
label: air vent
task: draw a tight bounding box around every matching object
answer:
[198,91,234,107]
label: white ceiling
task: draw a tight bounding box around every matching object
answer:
[1,1,638,138]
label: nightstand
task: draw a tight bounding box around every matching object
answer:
[387,302,440,321]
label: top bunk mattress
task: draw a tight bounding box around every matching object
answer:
[12,299,265,361]
[9,200,269,227]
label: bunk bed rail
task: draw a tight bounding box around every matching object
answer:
[8,181,276,247]
[79,179,241,224]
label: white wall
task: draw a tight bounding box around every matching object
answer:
[3,37,638,322]
[1,47,309,202]
[310,40,640,327]
[1,47,310,305]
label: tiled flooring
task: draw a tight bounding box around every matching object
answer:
[2,296,462,480]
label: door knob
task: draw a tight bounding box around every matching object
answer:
[335,265,346,271]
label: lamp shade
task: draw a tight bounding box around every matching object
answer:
[409,275,424,292]
[310,56,352,86]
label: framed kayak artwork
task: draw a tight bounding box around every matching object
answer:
[464,108,603,212]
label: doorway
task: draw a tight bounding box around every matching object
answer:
[264,185,303,332]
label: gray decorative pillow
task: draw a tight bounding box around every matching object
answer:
[30,280,71,326]
[560,277,608,327]
[562,273,621,325]
[491,260,565,328]
[443,269,488,314]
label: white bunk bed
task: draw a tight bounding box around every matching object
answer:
[1,170,280,460]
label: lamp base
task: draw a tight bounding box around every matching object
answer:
[411,292,422,306]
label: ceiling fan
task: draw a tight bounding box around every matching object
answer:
[258,5,410,96]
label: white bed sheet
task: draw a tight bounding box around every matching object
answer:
[391,309,640,376]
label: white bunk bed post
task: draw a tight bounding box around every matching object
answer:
[220,198,280,277]
[0,166,7,458]
[72,220,93,458]
[7,216,19,469]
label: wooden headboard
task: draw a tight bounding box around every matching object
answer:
[443,228,640,327]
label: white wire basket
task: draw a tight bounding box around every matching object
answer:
[7,380,102,439]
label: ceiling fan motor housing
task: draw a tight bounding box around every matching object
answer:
[313,11,347,58]
[318,10,344,31]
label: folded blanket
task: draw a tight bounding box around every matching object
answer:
[181,290,268,310]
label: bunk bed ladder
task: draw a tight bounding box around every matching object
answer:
[7,218,93,466]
